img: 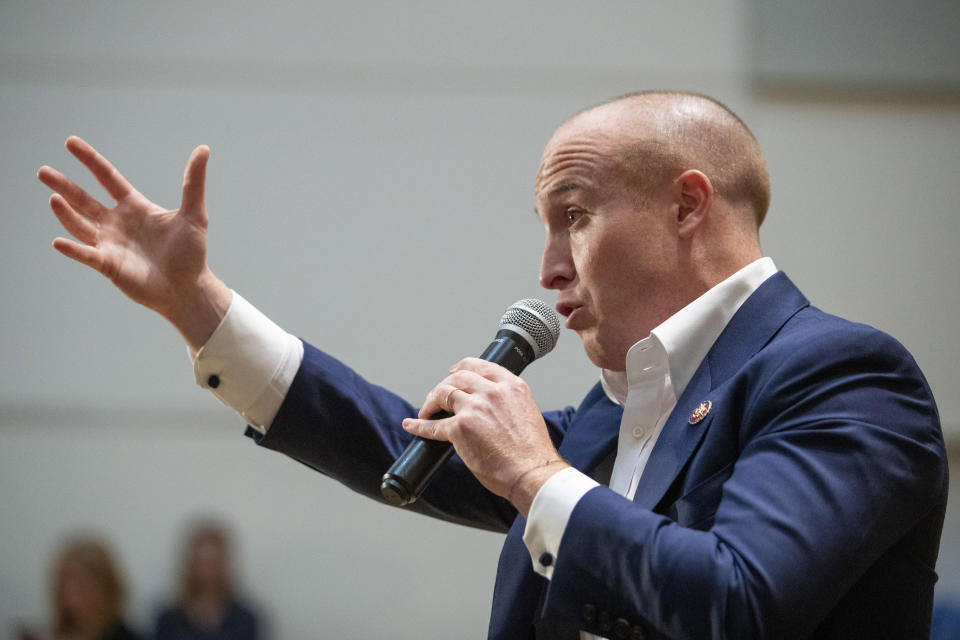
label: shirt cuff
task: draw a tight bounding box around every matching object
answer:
[522,467,599,580]
[189,291,304,431]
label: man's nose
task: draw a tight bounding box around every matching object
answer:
[539,238,575,290]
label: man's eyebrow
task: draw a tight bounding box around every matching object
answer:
[533,180,587,218]
[546,180,584,198]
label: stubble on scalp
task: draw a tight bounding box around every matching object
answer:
[572,91,772,227]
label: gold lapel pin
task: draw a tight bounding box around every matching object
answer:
[688,400,712,425]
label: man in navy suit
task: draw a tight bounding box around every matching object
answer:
[40,91,946,639]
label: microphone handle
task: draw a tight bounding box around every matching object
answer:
[380,331,535,507]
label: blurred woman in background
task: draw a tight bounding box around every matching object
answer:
[20,535,142,640]
[154,522,260,640]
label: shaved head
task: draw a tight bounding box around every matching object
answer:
[565,91,771,226]
[534,91,769,368]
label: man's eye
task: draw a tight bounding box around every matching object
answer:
[566,209,583,224]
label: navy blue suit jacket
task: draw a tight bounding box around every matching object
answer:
[248,273,947,639]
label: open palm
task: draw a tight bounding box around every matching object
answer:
[39,137,213,322]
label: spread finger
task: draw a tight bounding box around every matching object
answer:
[65,136,135,201]
[50,194,99,245]
[38,165,106,221]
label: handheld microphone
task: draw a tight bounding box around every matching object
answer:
[380,298,561,507]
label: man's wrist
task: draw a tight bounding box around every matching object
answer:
[510,460,570,519]
[166,269,233,351]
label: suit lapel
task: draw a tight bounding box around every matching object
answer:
[633,272,810,510]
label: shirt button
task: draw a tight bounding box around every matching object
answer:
[207,374,220,389]
[632,425,645,439]
[538,552,553,567]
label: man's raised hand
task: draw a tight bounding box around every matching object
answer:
[38,137,232,349]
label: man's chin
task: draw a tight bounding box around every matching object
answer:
[580,335,626,372]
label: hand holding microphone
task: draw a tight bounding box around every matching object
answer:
[382,299,564,510]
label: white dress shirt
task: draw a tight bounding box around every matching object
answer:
[190,257,778,639]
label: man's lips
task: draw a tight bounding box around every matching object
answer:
[555,302,576,317]
[555,302,583,327]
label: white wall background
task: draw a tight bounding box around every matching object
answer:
[1,2,958,638]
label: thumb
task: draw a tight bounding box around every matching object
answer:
[402,417,449,442]
[180,144,210,225]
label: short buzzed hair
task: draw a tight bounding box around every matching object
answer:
[592,91,771,226]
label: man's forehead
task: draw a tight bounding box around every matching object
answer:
[534,146,604,201]
[538,102,659,166]
[535,119,628,199]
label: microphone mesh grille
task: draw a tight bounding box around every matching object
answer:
[499,298,561,359]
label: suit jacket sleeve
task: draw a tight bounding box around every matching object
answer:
[542,318,947,639]
[247,341,577,533]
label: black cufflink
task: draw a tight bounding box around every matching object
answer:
[208,374,220,388]
[538,552,553,567]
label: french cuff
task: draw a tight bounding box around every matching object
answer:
[522,467,599,580]
[189,291,304,431]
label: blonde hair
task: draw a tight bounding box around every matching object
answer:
[51,535,126,638]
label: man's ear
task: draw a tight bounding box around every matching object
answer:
[674,170,714,238]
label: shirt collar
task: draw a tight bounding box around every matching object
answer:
[601,257,778,406]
